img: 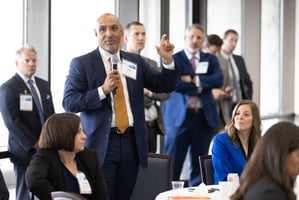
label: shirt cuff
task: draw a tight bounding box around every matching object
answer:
[98,87,106,100]
[162,60,175,70]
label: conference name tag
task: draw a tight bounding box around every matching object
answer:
[76,171,92,194]
[20,94,33,111]
[122,59,137,80]
[196,61,209,74]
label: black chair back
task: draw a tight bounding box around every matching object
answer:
[130,153,173,200]
[199,155,214,185]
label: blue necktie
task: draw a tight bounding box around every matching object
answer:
[28,79,45,126]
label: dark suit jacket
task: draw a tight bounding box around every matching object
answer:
[0,74,55,164]
[233,55,253,100]
[62,48,177,167]
[242,175,288,200]
[25,148,109,200]
[163,50,223,130]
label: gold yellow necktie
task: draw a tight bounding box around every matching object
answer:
[113,71,129,133]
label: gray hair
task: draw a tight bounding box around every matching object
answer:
[15,44,36,59]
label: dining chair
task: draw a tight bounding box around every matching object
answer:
[51,191,87,200]
[130,153,173,200]
[198,155,214,185]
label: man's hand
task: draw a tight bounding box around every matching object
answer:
[155,34,175,64]
[102,70,120,94]
[180,75,192,83]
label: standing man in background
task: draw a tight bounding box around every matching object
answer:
[163,24,223,186]
[63,13,177,200]
[0,44,55,200]
[124,21,170,153]
[203,34,233,130]
[221,29,253,114]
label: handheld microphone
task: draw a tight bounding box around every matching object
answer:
[111,55,118,94]
[111,54,118,70]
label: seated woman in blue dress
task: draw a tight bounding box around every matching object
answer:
[25,112,109,200]
[211,100,262,184]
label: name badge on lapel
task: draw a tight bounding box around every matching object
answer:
[122,59,137,80]
[20,93,33,111]
[196,61,209,74]
[76,171,92,194]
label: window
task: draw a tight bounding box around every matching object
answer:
[207,0,241,54]
[0,0,23,149]
[51,0,115,113]
[260,0,281,116]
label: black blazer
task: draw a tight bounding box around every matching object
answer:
[25,148,109,200]
[242,175,288,200]
[233,55,253,100]
[0,73,55,164]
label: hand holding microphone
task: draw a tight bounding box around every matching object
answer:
[101,55,120,95]
[111,55,119,94]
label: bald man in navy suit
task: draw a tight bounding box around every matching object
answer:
[63,13,177,200]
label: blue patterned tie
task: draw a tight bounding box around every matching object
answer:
[28,79,45,126]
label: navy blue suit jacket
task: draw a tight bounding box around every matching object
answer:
[63,48,177,167]
[0,74,55,164]
[163,50,223,131]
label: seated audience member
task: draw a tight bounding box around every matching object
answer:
[231,121,299,200]
[0,168,9,200]
[211,100,262,184]
[25,113,109,200]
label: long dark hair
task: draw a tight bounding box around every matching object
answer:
[231,121,299,200]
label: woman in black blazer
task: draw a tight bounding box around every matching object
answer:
[25,113,109,200]
[231,121,299,200]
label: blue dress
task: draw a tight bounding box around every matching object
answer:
[211,132,247,184]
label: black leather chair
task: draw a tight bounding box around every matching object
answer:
[199,155,214,185]
[51,191,87,200]
[130,153,173,200]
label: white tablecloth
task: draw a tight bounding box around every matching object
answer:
[155,185,229,200]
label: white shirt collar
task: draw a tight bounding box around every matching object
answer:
[184,49,200,61]
[16,71,36,84]
[98,46,120,61]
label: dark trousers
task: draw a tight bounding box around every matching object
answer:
[0,169,9,200]
[102,130,139,200]
[146,124,160,153]
[14,163,30,200]
[164,112,214,186]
